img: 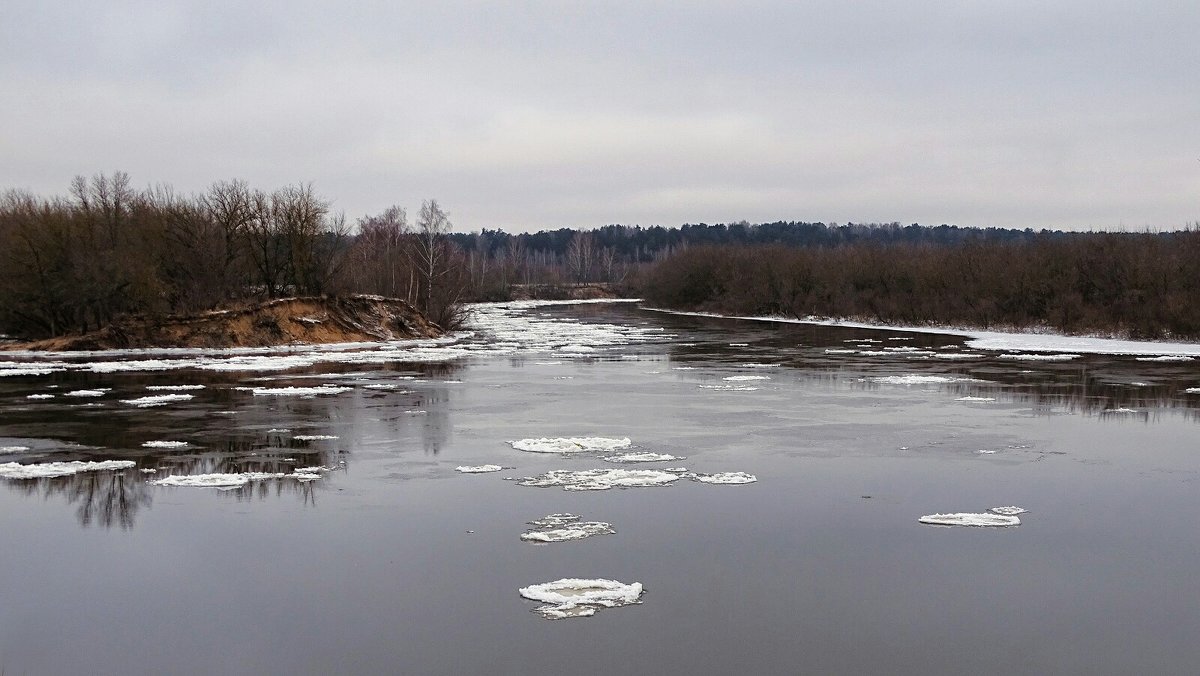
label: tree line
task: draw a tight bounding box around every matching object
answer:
[640,232,1200,339]
[0,173,466,338]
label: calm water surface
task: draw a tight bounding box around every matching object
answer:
[2,302,1199,675]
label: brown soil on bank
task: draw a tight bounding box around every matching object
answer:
[6,296,443,351]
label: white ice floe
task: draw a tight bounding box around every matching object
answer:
[0,460,136,479]
[933,353,985,359]
[722,375,770,381]
[977,449,997,454]
[517,468,680,491]
[918,512,1021,527]
[521,514,616,543]
[518,578,644,620]
[148,470,320,487]
[1135,355,1194,362]
[0,446,32,453]
[873,375,984,385]
[1186,388,1200,394]
[533,361,564,365]
[66,389,108,397]
[740,362,779,368]
[689,471,758,485]
[248,385,352,396]
[0,366,63,377]
[997,353,1080,361]
[455,464,504,473]
[292,434,339,441]
[120,393,194,407]
[141,441,190,449]
[140,468,157,473]
[699,384,759,391]
[989,506,1029,516]
[25,394,54,399]
[825,348,858,354]
[145,384,207,390]
[602,452,682,463]
[1101,408,1141,415]
[510,437,632,454]
[956,396,996,402]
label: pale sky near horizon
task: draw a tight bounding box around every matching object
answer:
[2,1,1197,233]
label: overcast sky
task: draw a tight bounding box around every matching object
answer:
[2,1,1197,232]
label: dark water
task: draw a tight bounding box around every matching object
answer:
[2,303,1199,675]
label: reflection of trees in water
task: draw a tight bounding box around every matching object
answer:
[7,470,151,530]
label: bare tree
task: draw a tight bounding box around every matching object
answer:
[565,231,595,282]
[412,199,451,317]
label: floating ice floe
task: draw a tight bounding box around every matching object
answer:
[292,434,339,441]
[873,375,984,385]
[517,468,680,491]
[689,471,757,485]
[0,460,136,479]
[956,396,996,402]
[248,385,352,396]
[997,353,1080,361]
[932,352,984,360]
[977,449,997,454]
[824,348,857,354]
[518,578,644,620]
[145,384,206,390]
[0,446,32,453]
[266,428,291,433]
[740,362,779,368]
[521,514,616,543]
[1100,408,1141,415]
[149,471,319,487]
[510,437,632,454]
[1135,355,1194,362]
[1186,388,1200,394]
[455,464,504,473]
[66,389,108,397]
[989,506,1028,516]
[0,366,63,377]
[699,384,759,391]
[120,393,194,407]
[722,375,769,381]
[141,441,190,449]
[918,512,1021,527]
[602,452,682,463]
[25,393,54,399]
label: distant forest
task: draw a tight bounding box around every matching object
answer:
[2,173,1197,340]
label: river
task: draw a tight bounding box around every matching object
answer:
[2,300,1198,675]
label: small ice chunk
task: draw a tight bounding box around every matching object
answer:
[1101,408,1140,415]
[989,506,1028,516]
[120,393,194,407]
[690,471,757,485]
[699,384,759,391]
[292,434,339,441]
[874,375,984,385]
[602,452,681,463]
[918,512,1020,527]
[1186,387,1200,394]
[956,396,996,402]
[997,353,1080,361]
[66,389,108,397]
[510,437,632,454]
[824,348,858,354]
[517,468,680,491]
[0,460,136,479]
[141,440,190,449]
[149,472,290,487]
[527,513,580,528]
[521,520,616,543]
[145,384,207,390]
[455,464,504,473]
[1135,355,1193,362]
[26,393,55,399]
[933,352,984,359]
[266,428,291,433]
[533,361,564,365]
[722,375,769,381]
[139,468,158,473]
[518,578,644,620]
[249,385,351,396]
[977,449,997,454]
[0,446,32,453]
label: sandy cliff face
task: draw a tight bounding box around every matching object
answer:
[8,296,442,351]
